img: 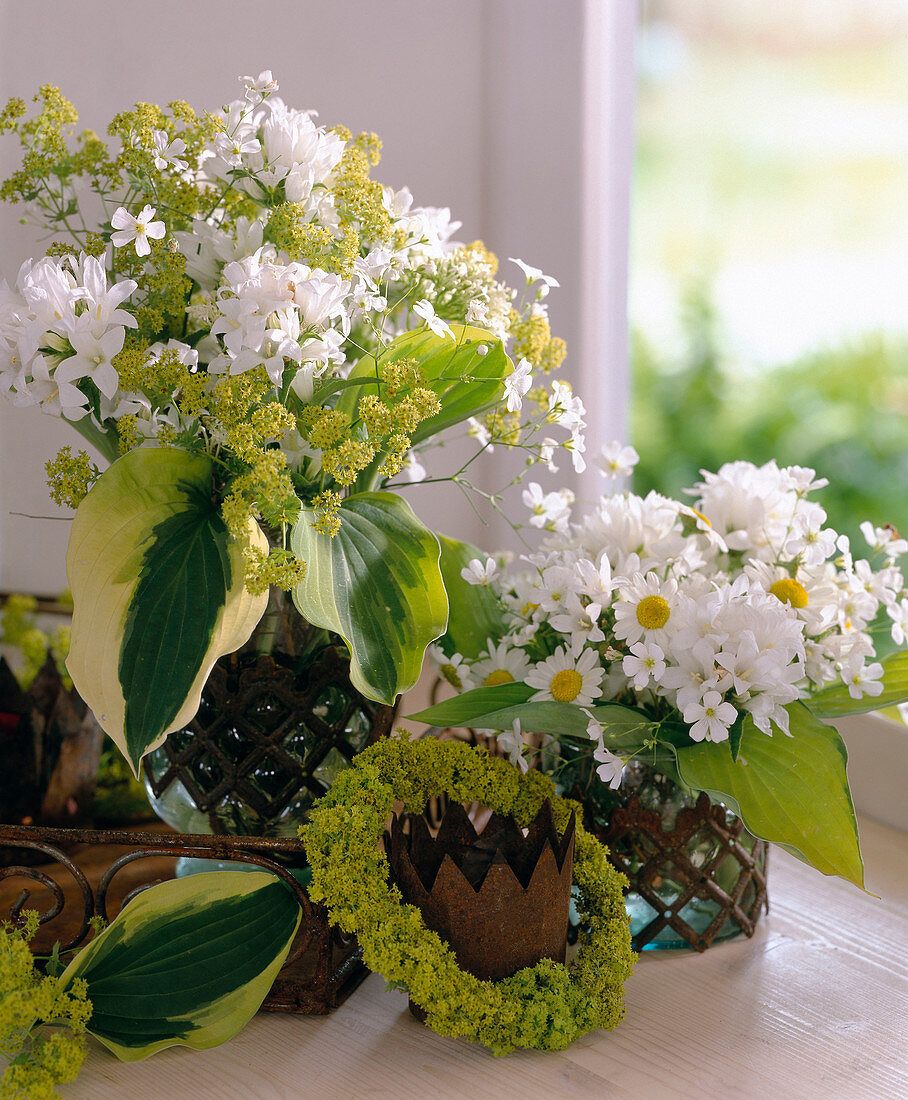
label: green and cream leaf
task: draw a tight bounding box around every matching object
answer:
[291,491,448,704]
[65,447,268,774]
[674,703,864,888]
[59,871,301,1062]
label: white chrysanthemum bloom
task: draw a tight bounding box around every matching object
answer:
[525,645,604,706]
[613,572,679,648]
[471,639,531,689]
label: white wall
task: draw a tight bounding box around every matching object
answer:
[0,0,635,593]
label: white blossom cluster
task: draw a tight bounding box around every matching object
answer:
[437,451,907,775]
[1,71,576,488]
[0,254,137,419]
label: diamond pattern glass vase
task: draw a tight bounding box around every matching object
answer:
[143,590,395,838]
[558,755,768,952]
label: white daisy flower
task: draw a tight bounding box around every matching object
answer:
[613,572,679,647]
[471,639,531,689]
[525,645,604,706]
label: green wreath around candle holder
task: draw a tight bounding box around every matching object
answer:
[300,735,636,1055]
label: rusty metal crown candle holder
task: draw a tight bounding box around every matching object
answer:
[385,798,575,984]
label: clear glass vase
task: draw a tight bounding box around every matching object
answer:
[142,589,395,841]
[556,752,768,951]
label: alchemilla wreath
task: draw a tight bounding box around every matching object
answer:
[300,735,635,1055]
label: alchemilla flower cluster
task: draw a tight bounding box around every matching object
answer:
[0,74,577,589]
[442,452,907,780]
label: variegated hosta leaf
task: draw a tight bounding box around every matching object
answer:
[674,702,865,888]
[65,447,268,774]
[59,871,301,1062]
[290,491,447,704]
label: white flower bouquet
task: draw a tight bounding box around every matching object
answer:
[0,73,581,774]
[413,452,908,887]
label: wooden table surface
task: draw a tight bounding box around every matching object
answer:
[66,814,907,1100]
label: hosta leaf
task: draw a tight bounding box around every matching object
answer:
[59,871,301,1061]
[65,447,268,773]
[336,323,511,444]
[435,535,506,659]
[809,650,908,718]
[290,491,447,704]
[674,702,864,888]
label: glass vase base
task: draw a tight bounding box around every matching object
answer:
[627,892,747,951]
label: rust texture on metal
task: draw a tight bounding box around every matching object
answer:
[386,799,575,984]
[0,656,104,840]
[0,822,366,1014]
[595,792,769,952]
[142,649,395,832]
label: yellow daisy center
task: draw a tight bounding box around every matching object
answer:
[440,663,463,689]
[550,668,583,703]
[636,595,670,630]
[484,669,515,687]
[770,578,809,609]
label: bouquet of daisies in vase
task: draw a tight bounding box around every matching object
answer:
[412,449,908,888]
[0,73,583,778]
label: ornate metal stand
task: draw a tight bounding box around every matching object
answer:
[0,822,366,1014]
[597,792,769,952]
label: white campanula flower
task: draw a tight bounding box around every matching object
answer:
[412,298,454,340]
[461,557,498,587]
[593,442,639,480]
[861,521,908,563]
[403,451,427,483]
[622,641,666,691]
[525,645,604,707]
[684,690,738,744]
[466,298,490,325]
[593,742,625,789]
[522,482,573,532]
[503,357,533,413]
[549,593,605,648]
[241,70,279,104]
[497,719,529,773]
[151,130,188,172]
[840,657,884,701]
[110,205,165,257]
[509,257,560,295]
